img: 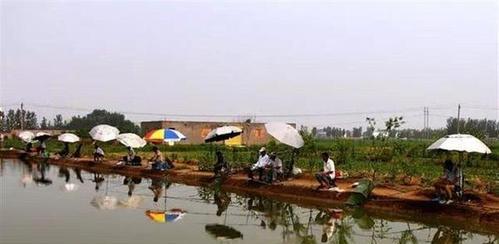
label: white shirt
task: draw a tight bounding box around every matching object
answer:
[323,158,335,179]
[252,154,270,170]
[94,147,105,156]
[271,157,283,173]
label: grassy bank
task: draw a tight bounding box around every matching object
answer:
[3,137,498,193]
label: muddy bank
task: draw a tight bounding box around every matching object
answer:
[1,149,498,234]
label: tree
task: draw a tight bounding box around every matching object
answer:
[352,127,363,138]
[53,114,65,129]
[40,117,48,129]
[65,109,140,136]
[385,116,405,137]
[311,127,317,137]
[24,111,38,129]
[365,117,376,138]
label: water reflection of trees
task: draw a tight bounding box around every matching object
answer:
[197,186,498,244]
[5,160,497,244]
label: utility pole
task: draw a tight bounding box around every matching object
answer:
[423,107,426,138]
[20,102,24,130]
[457,104,461,134]
[426,107,430,139]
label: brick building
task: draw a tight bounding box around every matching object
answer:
[141,120,294,146]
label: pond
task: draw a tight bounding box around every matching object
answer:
[0,158,497,244]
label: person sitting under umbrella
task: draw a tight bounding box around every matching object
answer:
[71,143,83,158]
[268,152,284,183]
[149,146,174,171]
[121,146,141,166]
[25,142,34,152]
[433,159,458,204]
[56,142,70,158]
[213,151,229,177]
[248,147,270,181]
[93,143,105,163]
[315,152,337,191]
[37,139,48,157]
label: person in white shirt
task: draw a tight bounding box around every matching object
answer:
[315,152,337,190]
[269,152,283,182]
[93,144,105,163]
[248,147,270,181]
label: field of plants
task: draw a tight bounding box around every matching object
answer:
[3,137,498,193]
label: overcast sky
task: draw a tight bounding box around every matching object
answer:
[1,0,497,130]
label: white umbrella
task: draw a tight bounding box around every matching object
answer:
[18,131,35,143]
[89,124,120,142]
[116,133,147,148]
[90,196,118,210]
[204,126,242,143]
[265,122,304,149]
[427,134,491,196]
[118,196,144,209]
[58,133,80,143]
[427,134,491,154]
[61,183,79,192]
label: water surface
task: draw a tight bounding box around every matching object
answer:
[0,159,497,244]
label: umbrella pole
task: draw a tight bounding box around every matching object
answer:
[458,152,464,199]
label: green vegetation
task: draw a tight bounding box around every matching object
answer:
[4,136,498,193]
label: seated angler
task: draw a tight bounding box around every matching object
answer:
[248,147,270,181]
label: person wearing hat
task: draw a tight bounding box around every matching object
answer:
[149,146,173,171]
[248,147,270,181]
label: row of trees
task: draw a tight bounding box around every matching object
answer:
[0,109,140,135]
[310,117,499,139]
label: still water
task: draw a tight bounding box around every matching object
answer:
[0,159,497,244]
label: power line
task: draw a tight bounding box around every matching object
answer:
[20,102,455,119]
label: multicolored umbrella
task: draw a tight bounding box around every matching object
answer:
[145,209,186,223]
[144,129,186,143]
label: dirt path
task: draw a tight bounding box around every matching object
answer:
[2,149,498,234]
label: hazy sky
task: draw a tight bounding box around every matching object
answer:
[1,0,497,129]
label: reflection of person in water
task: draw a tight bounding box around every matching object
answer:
[319,209,342,243]
[33,161,52,186]
[214,190,231,216]
[123,176,142,197]
[73,168,84,183]
[58,166,70,183]
[148,178,171,202]
[431,227,460,244]
[92,173,105,191]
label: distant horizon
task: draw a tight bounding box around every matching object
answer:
[0,102,492,132]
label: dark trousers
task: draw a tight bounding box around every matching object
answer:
[315,173,336,187]
[247,167,264,180]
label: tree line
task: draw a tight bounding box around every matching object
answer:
[310,117,499,139]
[0,109,140,136]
